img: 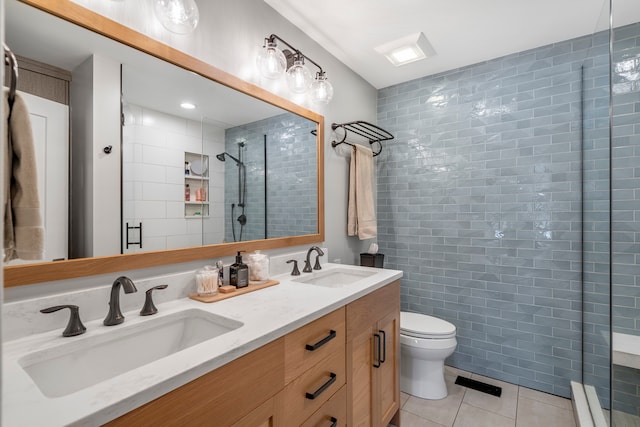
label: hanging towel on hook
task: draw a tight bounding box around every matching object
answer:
[3,88,44,261]
[348,143,377,240]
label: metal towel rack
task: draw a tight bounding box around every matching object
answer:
[4,43,19,116]
[331,121,394,157]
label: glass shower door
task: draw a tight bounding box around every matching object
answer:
[610,0,640,424]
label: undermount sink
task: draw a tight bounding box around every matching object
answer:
[292,267,377,288]
[19,309,242,398]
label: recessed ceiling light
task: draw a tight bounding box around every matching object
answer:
[180,102,196,110]
[375,32,436,67]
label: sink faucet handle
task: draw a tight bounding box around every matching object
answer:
[287,259,301,276]
[314,252,323,270]
[40,305,87,337]
[140,285,168,316]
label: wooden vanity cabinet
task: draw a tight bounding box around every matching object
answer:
[346,280,401,427]
[103,281,400,427]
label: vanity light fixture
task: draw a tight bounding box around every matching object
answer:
[153,0,199,35]
[375,32,436,67]
[257,34,334,104]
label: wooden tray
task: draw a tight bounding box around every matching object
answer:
[188,279,279,303]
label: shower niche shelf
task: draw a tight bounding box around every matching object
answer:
[184,152,210,218]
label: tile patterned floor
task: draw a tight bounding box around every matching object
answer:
[398,366,576,427]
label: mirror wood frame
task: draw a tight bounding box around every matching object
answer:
[4,0,325,288]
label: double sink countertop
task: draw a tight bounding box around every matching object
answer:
[3,263,402,426]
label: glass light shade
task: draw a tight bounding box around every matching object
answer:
[153,0,199,35]
[256,42,287,79]
[286,59,313,94]
[310,74,334,104]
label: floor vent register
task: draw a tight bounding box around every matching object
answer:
[454,376,502,397]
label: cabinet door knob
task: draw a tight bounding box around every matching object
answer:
[305,372,337,400]
[329,417,338,427]
[305,329,336,351]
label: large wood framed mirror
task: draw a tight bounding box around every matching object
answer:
[3,0,324,287]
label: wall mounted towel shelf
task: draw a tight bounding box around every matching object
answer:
[331,121,394,157]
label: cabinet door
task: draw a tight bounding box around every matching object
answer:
[374,310,400,427]
[347,323,375,427]
[346,281,401,427]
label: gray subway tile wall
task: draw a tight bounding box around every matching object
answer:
[224,113,317,243]
[377,22,640,412]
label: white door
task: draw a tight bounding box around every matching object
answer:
[6,91,69,264]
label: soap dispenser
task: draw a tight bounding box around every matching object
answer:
[229,251,249,288]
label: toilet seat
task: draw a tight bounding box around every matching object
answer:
[400,312,456,339]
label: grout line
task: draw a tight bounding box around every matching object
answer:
[515,385,520,427]
[451,384,467,426]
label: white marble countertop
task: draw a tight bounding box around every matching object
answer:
[2,263,402,426]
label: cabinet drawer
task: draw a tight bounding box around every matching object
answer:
[284,307,345,384]
[282,348,346,425]
[301,385,346,427]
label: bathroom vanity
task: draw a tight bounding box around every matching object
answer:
[2,264,402,426]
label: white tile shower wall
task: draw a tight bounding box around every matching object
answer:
[376,25,640,401]
[223,113,317,242]
[122,104,226,252]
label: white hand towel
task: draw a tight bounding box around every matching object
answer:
[348,144,377,240]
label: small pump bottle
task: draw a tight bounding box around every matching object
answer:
[229,251,249,288]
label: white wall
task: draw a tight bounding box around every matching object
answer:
[70,54,121,258]
[70,0,378,265]
[91,55,121,256]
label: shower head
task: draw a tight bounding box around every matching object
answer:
[215,152,242,165]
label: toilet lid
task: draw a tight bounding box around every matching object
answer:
[400,311,456,339]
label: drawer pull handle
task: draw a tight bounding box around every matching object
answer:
[305,372,337,400]
[380,329,387,364]
[306,329,337,351]
[329,416,338,427]
[373,333,381,368]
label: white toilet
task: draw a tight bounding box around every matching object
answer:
[400,311,457,400]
